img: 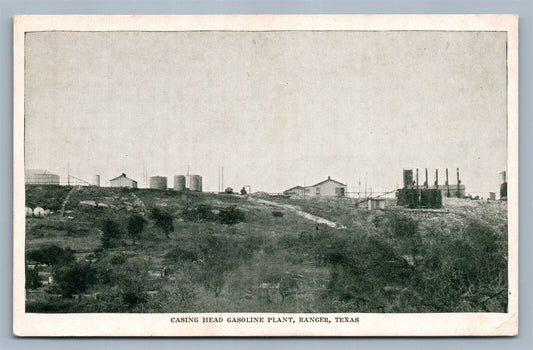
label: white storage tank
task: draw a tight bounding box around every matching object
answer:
[174,175,186,191]
[149,176,167,190]
[25,169,60,185]
[190,175,202,192]
[33,207,45,217]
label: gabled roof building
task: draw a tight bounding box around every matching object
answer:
[284,176,346,198]
[109,173,138,188]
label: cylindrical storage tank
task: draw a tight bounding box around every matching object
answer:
[25,169,60,185]
[25,207,33,217]
[174,175,186,191]
[94,175,100,187]
[149,176,167,190]
[33,207,45,217]
[190,175,202,192]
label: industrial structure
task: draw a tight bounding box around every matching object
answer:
[149,176,167,190]
[174,175,186,191]
[190,175,203,192]
[284,176,347,198]
[499,171,507,200]
[397,168,467,208]
[25,169,60,185]
[109,173,138,188]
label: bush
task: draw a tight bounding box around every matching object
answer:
[165,246,199,262]
[25,265,42,289]
[54,262,97,298]
[218,206,245,226]
[101,219,122,249]
[272,211,284,218]
[27,245,75,266]
[151,208,174,238]
[181,204,217,222]
[127,214,146,243]
[386,212,419,238]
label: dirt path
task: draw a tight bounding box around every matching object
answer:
[59,186,79,220]
[248,197,346,229]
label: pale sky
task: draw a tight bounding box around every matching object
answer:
[25,31,507,195]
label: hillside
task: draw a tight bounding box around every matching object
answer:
[24,185,508,313]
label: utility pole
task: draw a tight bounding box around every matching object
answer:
[365,173,367,199]
[67,162,70,186]
[457,168,461,198]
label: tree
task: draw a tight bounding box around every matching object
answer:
[54,262,97,298]
[127,214,146,244]
[27,245,75,266]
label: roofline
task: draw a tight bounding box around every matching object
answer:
[309,178,346,187]
[110,174,136,182]
[284,185,304,192]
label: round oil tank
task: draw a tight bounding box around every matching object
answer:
[94,175,100,187]
[25,207,33,217]
[190,175,202,192]
[34,207,45,217]
[149,176,167,190]
[174,175,186,191]
[25,169,60,185]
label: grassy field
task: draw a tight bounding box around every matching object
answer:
[24,185,508,313]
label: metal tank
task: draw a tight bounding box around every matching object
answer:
[94,175,100,187]
[33,207,45,217]
[25,169,60,185]
[190,175,203,192]
[149,176,167,190]
[174,175,186,191]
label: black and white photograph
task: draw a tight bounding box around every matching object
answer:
[13,15,518,336]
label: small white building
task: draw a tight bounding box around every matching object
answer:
[109,173,138,188]
[368,198,386,210]
[284,176,347,198]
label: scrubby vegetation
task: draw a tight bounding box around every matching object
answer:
[25,186,508,313]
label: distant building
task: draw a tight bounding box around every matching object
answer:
[109,173,137,188]
[368,198,386,210]
[283,186,305,196]
[284,176,346,198]
[25,169,60,185]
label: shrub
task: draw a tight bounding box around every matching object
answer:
[25,265,42,289]
[181,204,217,222]
[272,211,284,218]
[101,219,122,249]
[151,208,174,238]
[27,245,75,266]
[218,206,245,226]
[54,262,97,298]
[165,246,199,262]
[127,214,146,244]
[386,212,419,238]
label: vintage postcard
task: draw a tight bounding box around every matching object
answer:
[13,15,518,336]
